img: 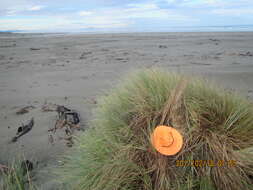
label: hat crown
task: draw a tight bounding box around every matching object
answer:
[159,132,174,147]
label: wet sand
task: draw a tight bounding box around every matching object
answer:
[0,32,253,189]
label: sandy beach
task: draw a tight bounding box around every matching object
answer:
[1,32,253,189]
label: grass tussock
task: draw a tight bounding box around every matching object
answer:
[58,69,253,190]
[0,159,36,190]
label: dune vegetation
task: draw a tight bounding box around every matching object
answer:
[0,159,36,190]
[58,69,253,190]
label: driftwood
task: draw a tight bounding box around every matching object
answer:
[16,106,35,115]
[11,118,34,142]
[159,45,167,49]
[30,48,40,51]
[42,103,58,112]
[42,104,80,125]
[47,105,81,147]
[239,51,253,56]
[56,105,71,117]
[49,105,80,132]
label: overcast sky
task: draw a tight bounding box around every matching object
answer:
[1,0,253,32]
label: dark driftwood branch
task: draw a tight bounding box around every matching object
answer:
[11,118,34,142]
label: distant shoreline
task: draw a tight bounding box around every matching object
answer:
[1,24,253,35]
[1,31,253,38]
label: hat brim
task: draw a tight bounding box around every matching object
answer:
[151,125,183,156]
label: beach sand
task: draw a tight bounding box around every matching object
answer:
[0,32,253,189]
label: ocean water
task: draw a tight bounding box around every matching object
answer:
[164,25,253,32]
[1,25,253,34]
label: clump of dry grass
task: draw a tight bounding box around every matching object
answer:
[58,69,253,190]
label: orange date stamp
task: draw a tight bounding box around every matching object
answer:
[176,160,237,167]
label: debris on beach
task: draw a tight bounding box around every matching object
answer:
[48,134,54,145]
[239,51,253,56]
[209,38,220,42]
[159,45,167,48]
[55,107,80,132]
[229,51,253,57]
[30,48,40,51]
[54,105,80,129]
[16,106,35,115]
[41,102,58,112]
[11,118,34,143]
[80,51,92,59]
[46,104,81,147]
[56,105,71,116]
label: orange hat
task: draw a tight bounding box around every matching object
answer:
[151,125,183,156]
